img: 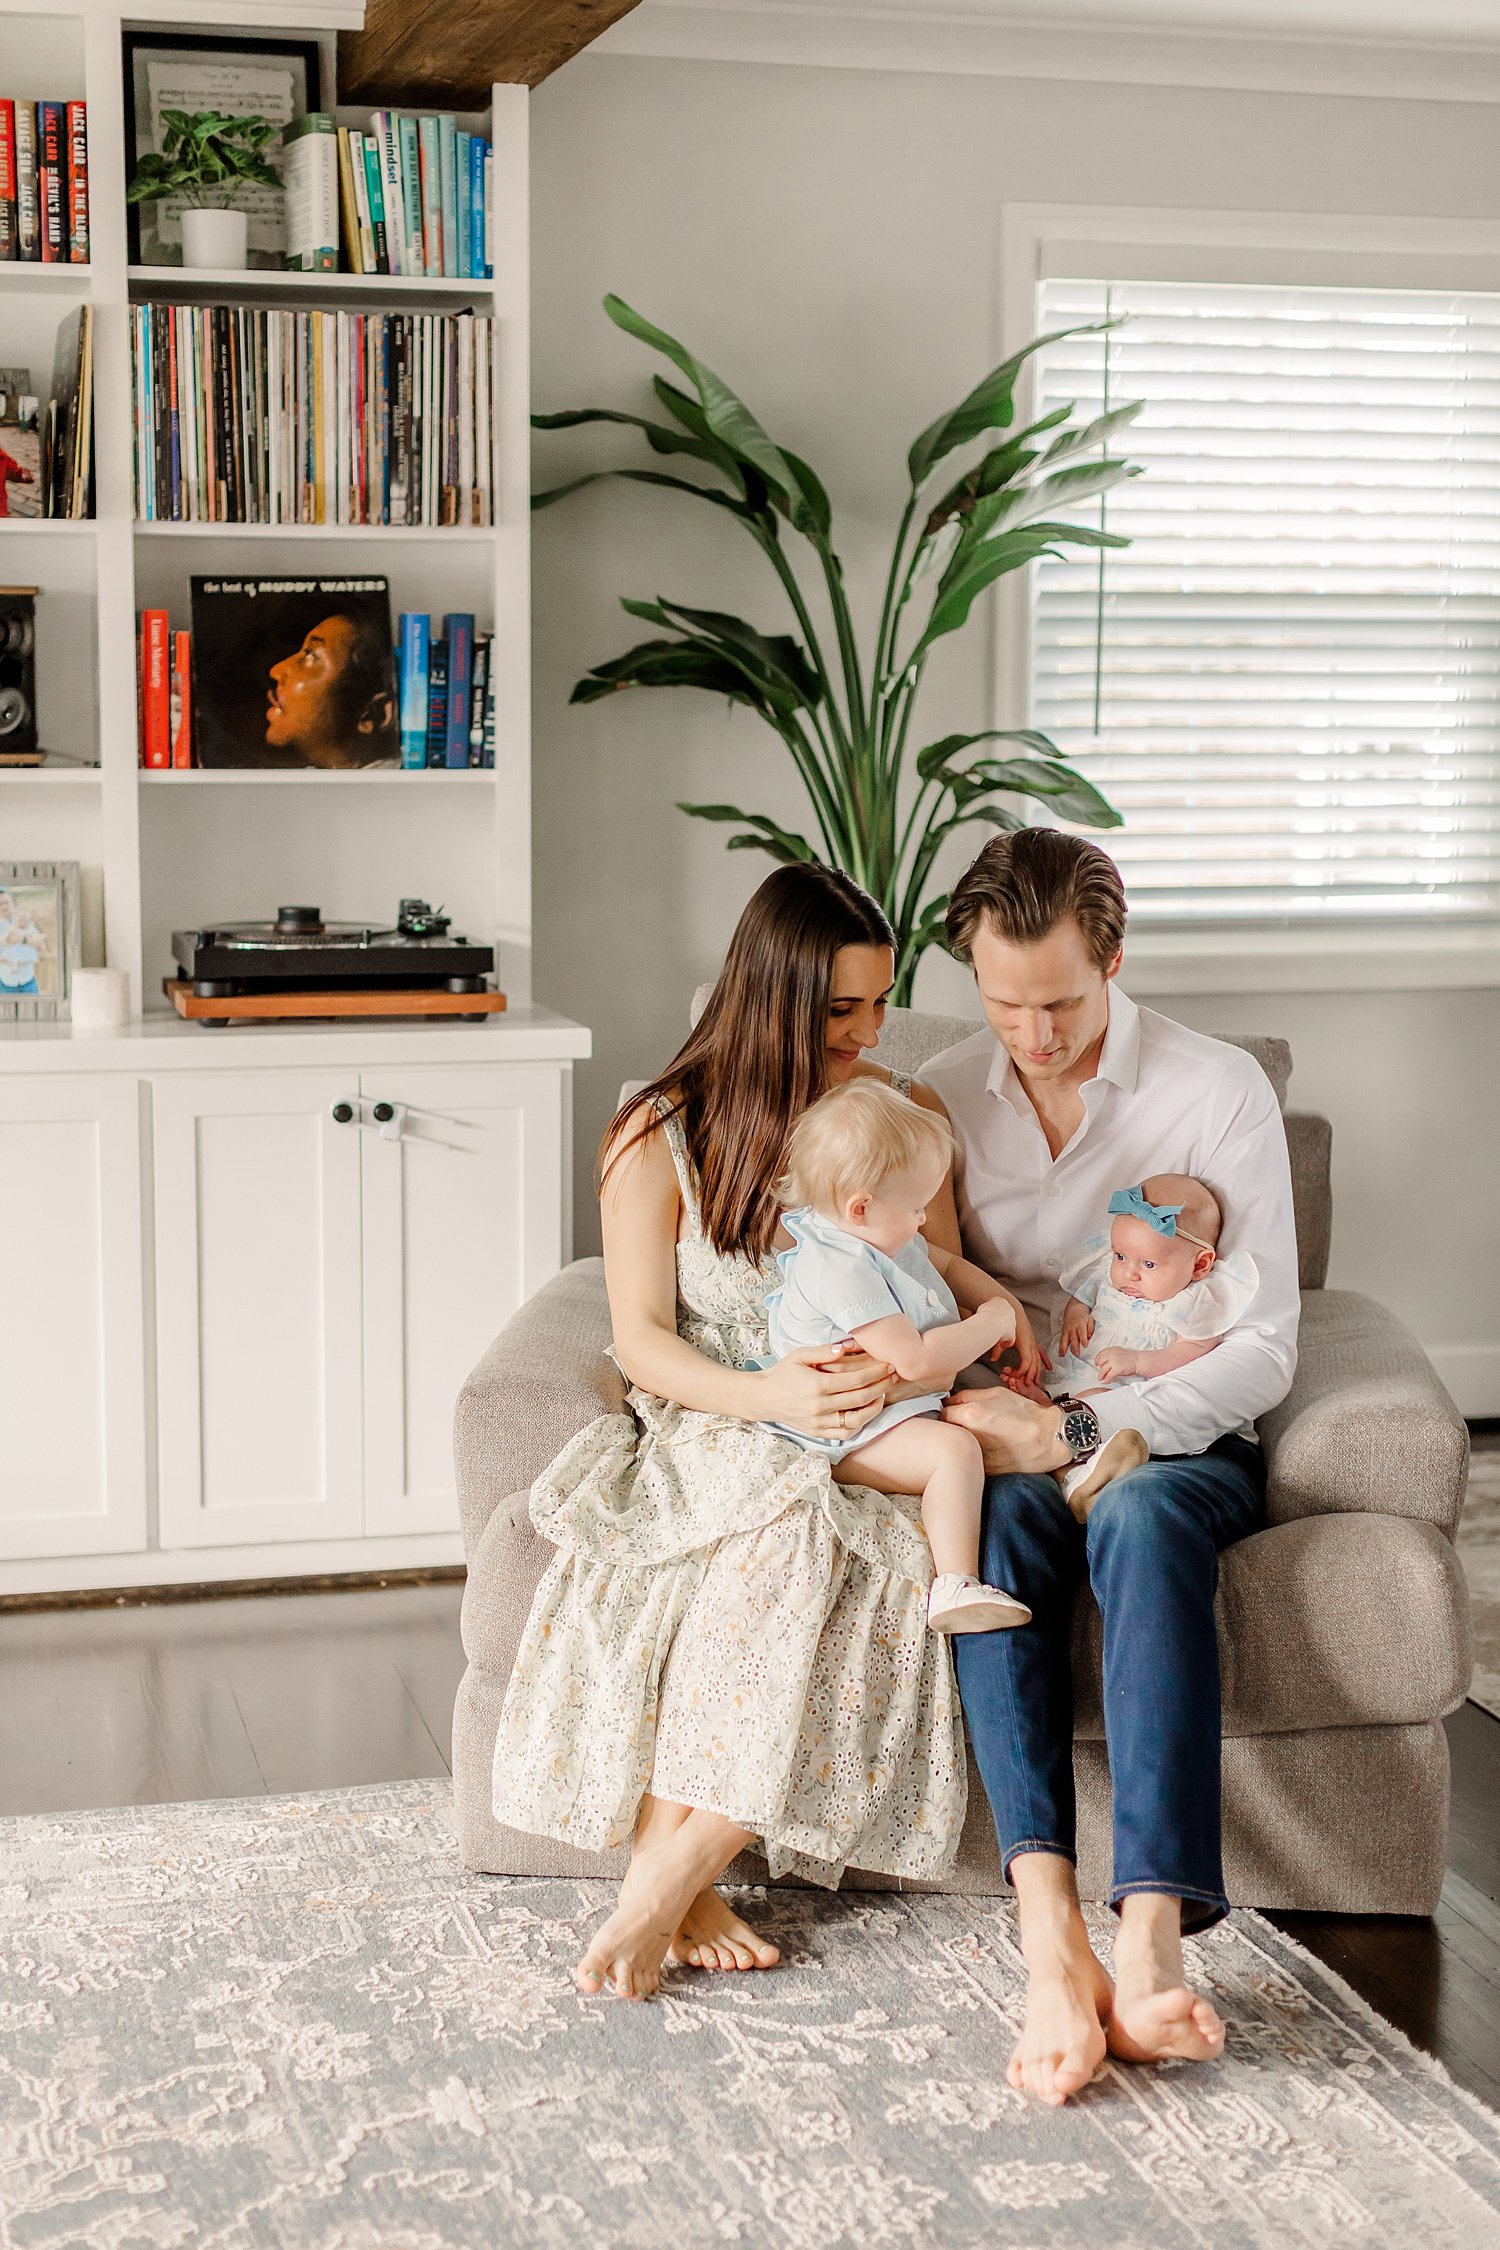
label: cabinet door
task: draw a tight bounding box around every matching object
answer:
[0,1076,147,1564]
[359,1064,566,1537]
[154,1071,364,1550]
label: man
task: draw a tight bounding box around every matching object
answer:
[919,829,1298,2107]
[264,612,398,768]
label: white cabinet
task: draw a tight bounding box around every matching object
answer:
[153,1070,365,1551]
[0,1013,589,1597]
[360,1064,566,1537]
[0,1075,147,1560]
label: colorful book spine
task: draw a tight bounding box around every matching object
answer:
[482,665,495,766]
[65,101,87,262]
[398,116,423,277]
[468,631,490,765]
[397,611,430,768]
[37,102,64,262]
[348,130,376,273]
[0,103,15,261]
[361,131,389,274]
[437,114,458,280]
[483,142,493,279]
[170,629,192,767]
[443,612,473,769]
[141,610,170,768]
[14,102,36,261]
[336,127,363,273]
[467,136,485,282]
[455,131,471,276]
[417,115,442,276]
[425,635,447,768]
[375,112,405,276]
[283,113,337,272]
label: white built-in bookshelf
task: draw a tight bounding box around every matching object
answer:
[0,0,535,1009]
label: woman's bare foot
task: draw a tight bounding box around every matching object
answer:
[1108,1895,1225,2065]
[574,1849,682,2001]
[1007,1930,1113,2105]
[668,1887,780,1972]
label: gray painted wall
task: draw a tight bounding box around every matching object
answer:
[529,53,1500,1406]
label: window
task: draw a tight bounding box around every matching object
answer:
[1030,278,1499,925]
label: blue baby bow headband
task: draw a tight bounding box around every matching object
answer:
[1108,1184,1214,1251]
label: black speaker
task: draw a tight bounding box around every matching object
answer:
[0,585,38,762]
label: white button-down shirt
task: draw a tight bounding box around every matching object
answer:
[918,985,1299,1457]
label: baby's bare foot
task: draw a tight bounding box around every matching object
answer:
[668,1887,780,1972]
[574,1853,680,2001]
[1108,1906,1225,2065]
[1007,1937,1112,2105]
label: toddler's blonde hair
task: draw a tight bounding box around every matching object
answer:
[779,1079,953,1216]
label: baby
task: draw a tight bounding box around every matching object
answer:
[1048,1173,1260,1518]
[763,1079,1033,1635]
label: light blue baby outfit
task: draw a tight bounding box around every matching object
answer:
[763,1205,962,1461]
[1045,1231,1261,1398]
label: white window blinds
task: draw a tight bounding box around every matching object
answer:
[1030,278,1500,924]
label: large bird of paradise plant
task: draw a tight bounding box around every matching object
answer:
[535,295,1143,1001]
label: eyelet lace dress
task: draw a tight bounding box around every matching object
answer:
[490,1090,967,1887]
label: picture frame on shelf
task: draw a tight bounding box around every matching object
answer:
[0,861,80,1021]
[124,31,322,271]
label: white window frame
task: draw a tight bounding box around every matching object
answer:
[996,202,1500,995]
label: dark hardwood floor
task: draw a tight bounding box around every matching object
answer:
[3,1573,1497,2112]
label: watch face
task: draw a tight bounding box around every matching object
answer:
[1063,1405,1101,1458]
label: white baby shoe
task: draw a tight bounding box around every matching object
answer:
[927,1573,1032,1634]
[1059,1427,1151,1523]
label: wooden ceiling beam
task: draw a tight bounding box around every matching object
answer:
[338,0,643,101]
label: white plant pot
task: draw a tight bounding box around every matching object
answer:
[180,207,249,271]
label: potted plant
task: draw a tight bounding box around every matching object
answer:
[535,298,1144,1000]
[127,109,282,271]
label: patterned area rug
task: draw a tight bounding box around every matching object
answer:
[4,1782,1500,2250]
[1459,1441,1500,1720]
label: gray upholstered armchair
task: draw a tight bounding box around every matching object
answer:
[452,1007,1472,1913]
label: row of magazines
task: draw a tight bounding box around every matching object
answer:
[131,303,495,527]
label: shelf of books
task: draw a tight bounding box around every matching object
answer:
[0,0,534,1011]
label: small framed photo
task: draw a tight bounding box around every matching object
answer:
[0,861,81,1021]
[124,31,322,270]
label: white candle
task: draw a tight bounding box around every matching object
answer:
[69,967,132,1032]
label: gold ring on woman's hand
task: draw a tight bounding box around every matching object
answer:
[839,1409,848,1429]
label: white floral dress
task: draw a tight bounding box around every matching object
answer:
[490,1093,967,1888]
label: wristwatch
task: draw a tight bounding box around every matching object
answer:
[1055,1393,1104,1466]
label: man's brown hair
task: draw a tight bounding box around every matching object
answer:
[945,828,1127,970]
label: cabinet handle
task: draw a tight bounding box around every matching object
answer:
[331,1100,356,1125]
[372,1101,395,1124]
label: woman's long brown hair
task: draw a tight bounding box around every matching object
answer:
[605,865,895,1260]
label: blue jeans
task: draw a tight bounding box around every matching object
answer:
[953,1436,1266,1934]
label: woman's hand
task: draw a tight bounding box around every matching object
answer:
[757,1343,891,1442]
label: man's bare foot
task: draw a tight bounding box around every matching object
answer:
[1007,1926,1113,2106]
[1108,1897,1225,2064]
[574,1850,682,2001]
[667,1887,780,1973]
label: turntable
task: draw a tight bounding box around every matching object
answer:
[164,901,507,1025]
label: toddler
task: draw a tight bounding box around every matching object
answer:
[763,1079,1033,1635]
[1048,1173,1260,1518]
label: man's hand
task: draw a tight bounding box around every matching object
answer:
[942,1387,1072,1476]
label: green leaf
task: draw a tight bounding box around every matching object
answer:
[530,405,720,468]
[1039,398,1145,469]
[906,323,1120,488]
[915,729,1062,781]
[604,295,825,538]
[530,468,758,519]
[996,459,1144,534]
[569,639,769,710]
[677,803,818,865]
[639,597,825,709]
[909,530,1072,658]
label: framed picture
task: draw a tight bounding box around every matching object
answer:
[0,861,80,1021]
[124,32,322,271]
[189,576,398,770]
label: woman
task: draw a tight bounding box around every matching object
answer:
[492,868,1005,1999]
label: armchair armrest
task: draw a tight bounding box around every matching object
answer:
[1258,1288,1469,1535]
[453,1257,622,1556]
